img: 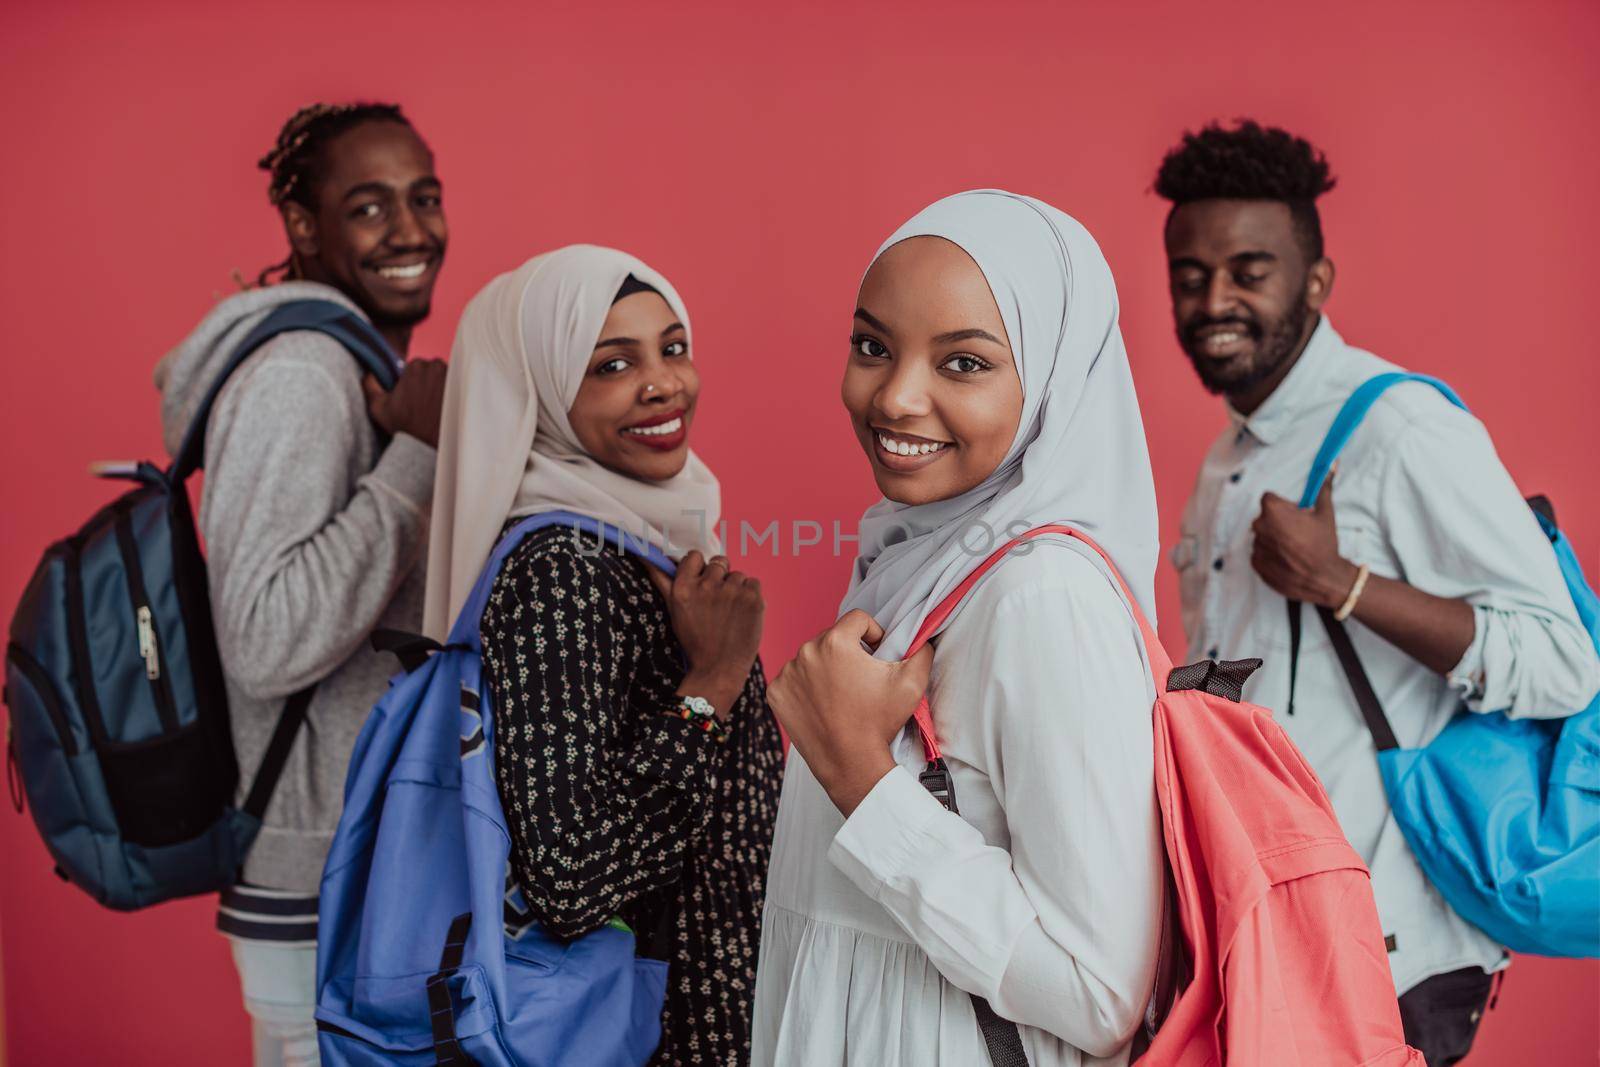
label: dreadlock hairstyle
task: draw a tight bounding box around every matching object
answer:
[1154,119,1337,262]
[251,101,412,287]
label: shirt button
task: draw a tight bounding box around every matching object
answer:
[1207,647,1219,660]
[1229,471,1243,483]
[1212,558,1225,571]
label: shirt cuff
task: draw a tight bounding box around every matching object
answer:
[1446,605,1490,707]
[368,432,437,517]
[828,765,951,902]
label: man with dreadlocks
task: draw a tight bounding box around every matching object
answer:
[153,101,449,1066]
[1157,120,1599,1065]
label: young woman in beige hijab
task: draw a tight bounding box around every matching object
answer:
[425,244,783,1064]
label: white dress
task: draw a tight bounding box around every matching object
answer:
[752,541,1164,1066]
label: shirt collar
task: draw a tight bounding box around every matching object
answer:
[1227,314,1342,446]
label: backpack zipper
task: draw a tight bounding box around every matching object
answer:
[112,507,179,733]
[6,643,78,756]
[137,607,159,679]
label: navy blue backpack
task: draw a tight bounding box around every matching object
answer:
[4,300,399,910]
[1289,372,1600,957]
[316,512,671,1067]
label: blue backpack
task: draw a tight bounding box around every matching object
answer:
[316,511,672,1066]
[4,300,399,910]
[1288,372,1600,957]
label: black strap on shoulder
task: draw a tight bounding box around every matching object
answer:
[427,912,476,1066]
[1130,864,1189,1060]
[918,757,957,812]
[1529,495,1555,543]
[917,738,1189,1063]
[169,299,400,482]
[1286,598,1303,715]
[1287,597,1398,749]
[962,871,1187,1065]
[1526,493,1558,534]
[371,628,448,673]
[972,996,1030,1066]
[912,758,1035,1065]
[241,685,315,821]
[621,881,689,968]
[1318,606,1400,752]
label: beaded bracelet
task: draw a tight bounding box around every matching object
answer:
[667,696,729,743]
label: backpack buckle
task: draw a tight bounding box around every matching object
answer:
[918,758,958,813]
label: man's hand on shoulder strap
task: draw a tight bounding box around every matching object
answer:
[364,358,448,448]
[1251,471,1358,609]
[1252,467,1475,678]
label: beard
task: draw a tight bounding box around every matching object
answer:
[367,299,433,329]
[1179,289,1311,398]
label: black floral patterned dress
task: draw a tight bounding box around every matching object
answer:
[478,523,784,1066]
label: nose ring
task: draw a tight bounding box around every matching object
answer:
[644,383,658,394]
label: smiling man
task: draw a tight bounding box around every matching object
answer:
[1157,121,1600,1066]
[154,101,449,1065]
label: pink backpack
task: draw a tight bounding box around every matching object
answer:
[905,525,1423,1066]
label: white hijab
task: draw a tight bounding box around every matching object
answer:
[423,245,722,639]
[841,190,1160,659]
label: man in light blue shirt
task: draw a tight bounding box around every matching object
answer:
[1154,120,1600,1066]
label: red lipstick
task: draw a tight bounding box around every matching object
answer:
[622,408,688,452]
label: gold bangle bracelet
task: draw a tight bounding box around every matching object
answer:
[1334,564,1371,622]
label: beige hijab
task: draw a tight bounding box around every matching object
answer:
[423,245,722,639]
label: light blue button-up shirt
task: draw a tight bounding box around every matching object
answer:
[1176,315,1600,995]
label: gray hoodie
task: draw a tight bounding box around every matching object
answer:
[155,281,434,893]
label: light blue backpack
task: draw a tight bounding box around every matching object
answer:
[1288,372,1600,957]
[316,512,673,1065]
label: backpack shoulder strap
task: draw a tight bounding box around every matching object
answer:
[240,685,317,821]
[1286,373,1462,724]
[171,301,398,826]
[903,524,1169,763]
[1297,371,1468,508]
[900,524,1177,1066]
[445,511,680,648]
[168,299,401,482]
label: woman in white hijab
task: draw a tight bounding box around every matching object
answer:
[426,245,784,1064]
[754,192,1164,1065]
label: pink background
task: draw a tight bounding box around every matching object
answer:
[3,1,1597,1062]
